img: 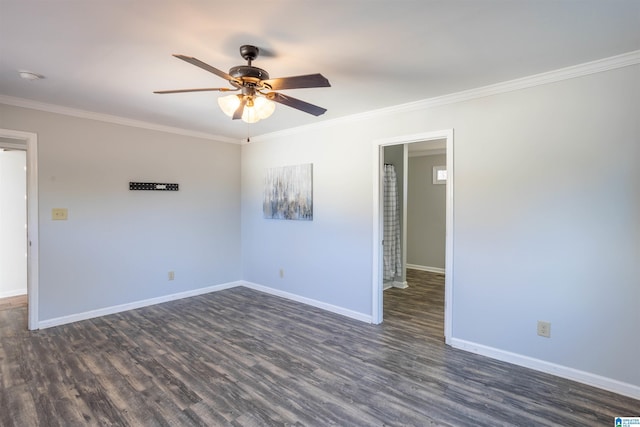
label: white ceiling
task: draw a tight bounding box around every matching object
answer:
[1,1,638,142]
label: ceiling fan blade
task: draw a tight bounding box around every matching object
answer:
[232,96,247,120]
[261,74,330,90]
[267,92,327,116]
[173,54,238,83]
[154,88,237,94]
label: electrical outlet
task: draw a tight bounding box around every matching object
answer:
[168,271,175,281]
[279,268,284,278]
[537,321,551,338]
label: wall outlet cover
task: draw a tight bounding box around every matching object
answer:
[52,208,68,220]
[537,321,551,338]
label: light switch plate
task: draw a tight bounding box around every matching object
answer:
[52,208,68,220]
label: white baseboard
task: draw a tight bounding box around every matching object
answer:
[0,289,27,299]
[241,280,373,323]
[451,338,640,400]
[393,281,408,289]
[407,264,445,274]
[37,280,373,329]
[37,281,243,329]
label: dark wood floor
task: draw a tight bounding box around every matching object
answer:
[1,272,637,426]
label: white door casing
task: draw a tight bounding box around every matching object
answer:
[372,129,453,344]
[0,128,39,330]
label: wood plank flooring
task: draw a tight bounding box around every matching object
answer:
[0,295,27,312]
[1,272,638,426]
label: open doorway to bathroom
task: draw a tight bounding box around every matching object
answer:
[373,130,453,344]
[382,140,447,340]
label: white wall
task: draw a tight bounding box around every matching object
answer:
[241,125,376,315]
[0,60,636,395]
[242,64,640,391]
[0,149,27,297]
[0,104,242,321]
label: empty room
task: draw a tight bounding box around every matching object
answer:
[0,1,638,425]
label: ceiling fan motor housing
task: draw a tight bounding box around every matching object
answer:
[229,65,270,81]
[230,45,270,88]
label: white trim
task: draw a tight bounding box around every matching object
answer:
[409,148,446,158]
[241,281,373,323]
[392,281,408,289]
[372,130,454,344]
[372,144,384,323]
[0,289,27,299]
[407,264,445,275]
[0,141,26,150]
[0,95,238,145]
[451,338,640,400]
[0,128,39,330]
[38,280,373,330]
[444,130,454,344]
[250,50,640,143]
[38,281,242,329]
[401,144,409,288]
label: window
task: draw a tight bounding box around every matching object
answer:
[433,165,447,184]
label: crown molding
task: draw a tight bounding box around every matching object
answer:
[0,95,238,144]
[250,49,640,143]
[3,50,638,145]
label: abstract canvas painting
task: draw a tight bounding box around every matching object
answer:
[263,163,313,220]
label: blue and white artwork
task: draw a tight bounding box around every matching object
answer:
[263,163,313,220]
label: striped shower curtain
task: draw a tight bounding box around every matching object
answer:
[383,164,402,281]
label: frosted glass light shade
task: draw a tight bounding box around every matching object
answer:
[217,95,275,123]
[252,96,276,120]
[217,95,241,117]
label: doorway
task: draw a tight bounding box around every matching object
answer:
[372,130,453,344]
[0,128,39,330]
[0,146,27,301]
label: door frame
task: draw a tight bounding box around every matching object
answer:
[372,129,454,344]
[0,128,39,330]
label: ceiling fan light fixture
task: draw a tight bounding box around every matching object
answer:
[217,94,275,123]
[242,107,261,124]
[217,94,241,118]
[252,96,276,120]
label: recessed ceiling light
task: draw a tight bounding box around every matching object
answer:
[18,70,45,81]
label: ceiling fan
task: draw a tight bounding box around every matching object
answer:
[154,45,330,123]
